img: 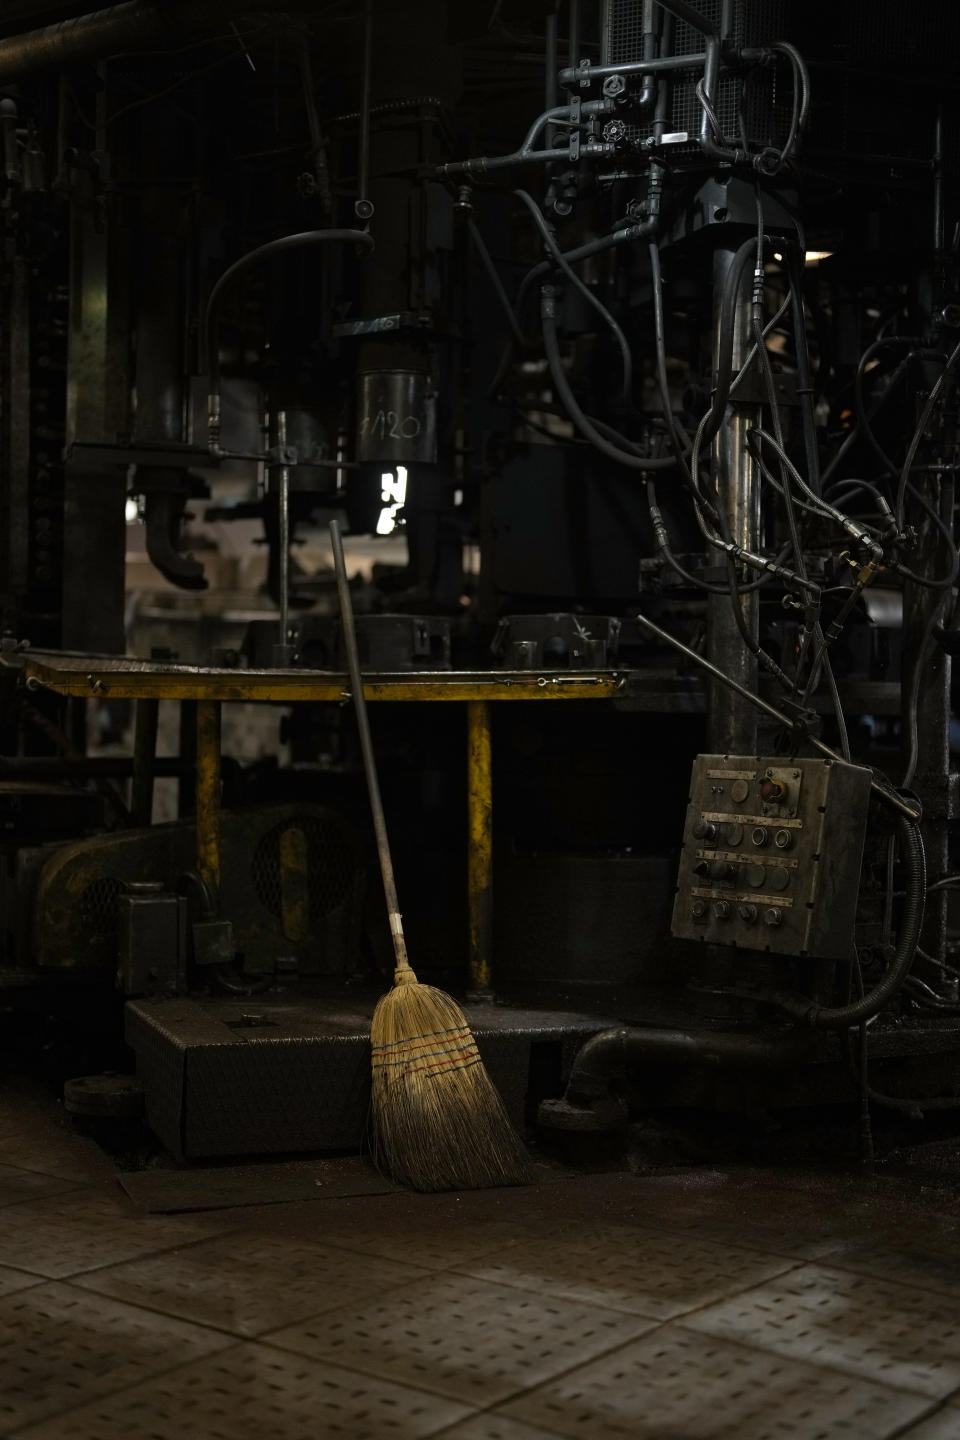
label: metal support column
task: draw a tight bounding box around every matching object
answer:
[707,243,759,754]
[131,698,159,827]
[467,698,494,999]
[195,699,222,910]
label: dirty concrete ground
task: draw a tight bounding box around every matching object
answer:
[1,1075,959,1439]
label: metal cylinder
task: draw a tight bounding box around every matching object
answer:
[707,243,759,754]
[356,369,437,466]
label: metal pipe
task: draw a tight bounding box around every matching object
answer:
[707,243,759,753]
[558,50,706,85]
[568,0,580,68]
[467,699,493,1000]
[276,462,291,665]
[655,0,718,38]
[195,699,222,907]
[540,1025,812,1131]
[356,0,373,220]
[0,0,235,84]
[630,607,921,822]
[131,698,159,826]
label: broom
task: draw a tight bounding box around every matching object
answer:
[330,519,530,1192]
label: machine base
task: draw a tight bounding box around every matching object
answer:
[126,991,617,1161]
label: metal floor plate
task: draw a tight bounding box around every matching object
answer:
[0,1279,231,1432]
[893,1406,960,1439]
[265,1272,657,1407]
[434,1417,566,1439]
[0,1264,41,1299]
[0,1188,226,1277]
[499,1325,933,1439]
[0,1162,78,1209]
[309,1212,565,1272]
[18,1341,474,1440]
[463,1221,798,1319]
[74,1231,431,1337]
[686,1263,960,1397]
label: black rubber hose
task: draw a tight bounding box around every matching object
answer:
[770,815,925,1029]
[540,287,676,471]
[553,1026,812,1111]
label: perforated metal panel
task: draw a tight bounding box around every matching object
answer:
[601,0,789,158]
[268,1273,655,1407]
[0,1188,219,1277]
[19,1343,474,1440]
[75,1232,429,1338]
[687,1264,960,1397]
[464,1221,796,1319]
[251,815,354,922]
[0,1280,230,1432]
[500,1325,932,1439]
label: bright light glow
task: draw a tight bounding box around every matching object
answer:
[376,465,407,535]
[804,250,833,265]
[125,497,140,524]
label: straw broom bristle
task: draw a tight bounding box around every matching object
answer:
[370,971,531,1192]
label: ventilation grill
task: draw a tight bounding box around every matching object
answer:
[251,817,353,923]
[77,877,123,940]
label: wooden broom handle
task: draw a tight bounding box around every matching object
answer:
[329,520,412,976]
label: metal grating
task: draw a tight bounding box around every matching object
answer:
[500,1324,932,1439]
[74,1231,430,1339]
[0,1280,230,1432]
[601,0,790,157]
[251,816,354,922]
[78,875,123,939]
[18,1342,474,1440]
[464,1221,797,1319]
[686,1263,960,1398]
[267,1272,656,1407]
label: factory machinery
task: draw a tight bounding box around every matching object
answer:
[0,0,959,1163]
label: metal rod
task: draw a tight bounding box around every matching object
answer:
[131,698,159,826]
[631,609,920,821]
[707,244,759,753]
[467,699,493,999]
[195,699,222,907]
[656,0,718,37]
[357,0,373,218]
[558,50,707,85]
[568,0,579,68]
[329,519,411,975]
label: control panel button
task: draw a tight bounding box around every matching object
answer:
[712,900,731,920]
[764,907,783,927]
[745,864,766,889]
[722,821,744,847]
[730,779,750,803]
[738,903,757,923]
[769,867,790,892]
[693,820,718,845]
[691,899,708,923]
[774,828,793,850]
[751,826,768,847]
[761,771,786,803]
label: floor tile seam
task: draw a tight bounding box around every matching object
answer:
[275,1230,540,1273]
[0,1182,102,1215]
[671,1318,957,1400]
[46,1219,251,1279]
[0,1156,99,1185]
[57,1274,286,1341]
[441,1253,806,1320]
[883,1399,960,1438]
[2,1337,251,1437]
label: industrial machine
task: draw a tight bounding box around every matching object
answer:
[0,0,959,1162]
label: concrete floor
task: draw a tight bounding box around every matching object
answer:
[1,1080,960,1438]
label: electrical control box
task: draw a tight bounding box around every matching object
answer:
[671,754,873,959]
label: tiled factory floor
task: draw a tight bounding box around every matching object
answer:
[1,1078,960,1438]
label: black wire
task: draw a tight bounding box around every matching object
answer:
[516,189,634,405]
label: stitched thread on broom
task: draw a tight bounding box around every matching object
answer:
[372,1024,472,1051]
[374,1042,480,1071]
[384,1059,484,1088]
[371,1028,473,1057]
